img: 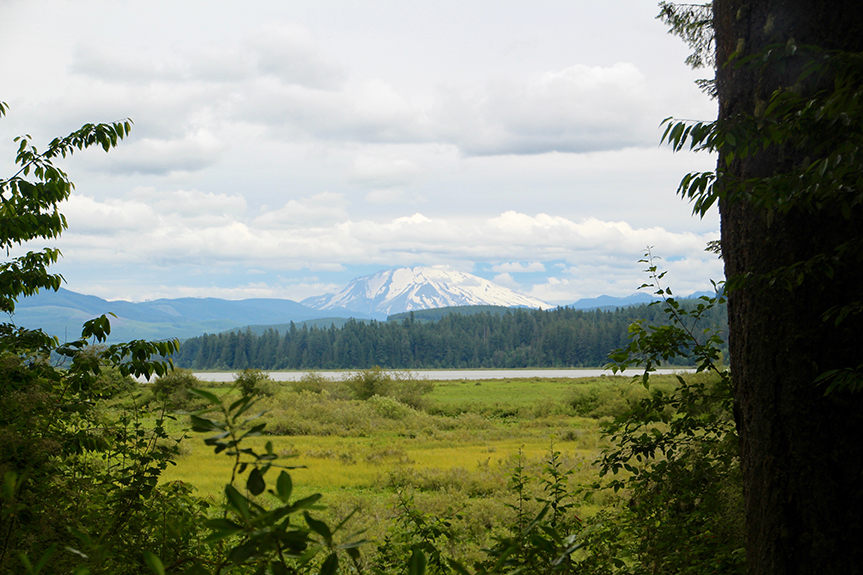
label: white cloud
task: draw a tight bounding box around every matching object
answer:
[253,192,349,228]
[32,191,722,303]
[146,279,344,302]
[493,272,520,290]
[72,42,190,84]
[60,35,677,161]
[276,280,343,301]
[127,187,247,218]
[492,262,546,273]
[526,277,578,304]
[246,24,346,89]
[62,194,156,234]
[364,189,426,205]
[101,130,226,175]
[435,62,658,155]
[0,0,721,304]
[351,152,421,188]
[70,21,344,91]
[59,201,694,267]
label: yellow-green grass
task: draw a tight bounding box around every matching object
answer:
[158,374,667,497]
[156,373,650,555]
[428,376,624,406]
[162,432,601,500]
[158,373,679,499]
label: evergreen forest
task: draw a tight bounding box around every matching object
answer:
[172,301,727,370]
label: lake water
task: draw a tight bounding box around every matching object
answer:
[178,368,692,383]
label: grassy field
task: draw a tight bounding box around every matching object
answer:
[159,375,639,494]
[162,433,598,498]
[429,376,583,405]
[147,371,681,563]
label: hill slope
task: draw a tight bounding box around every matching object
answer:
[11,289,370,342]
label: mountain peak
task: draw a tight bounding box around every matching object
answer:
[303,266,550,316]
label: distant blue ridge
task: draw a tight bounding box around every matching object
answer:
[11,288,374,343]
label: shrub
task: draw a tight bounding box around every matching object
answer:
[69,345,138,399]
[343,367,435,410]
[234,368,274,396]
[368,395,412,420]
[92,365,138,399]
[390,373,435,410]
[344,366,392,400]
[152,368,200,407]
[528,398,566,418]
[292,371,332,394]
[565,381,649,419]
[566,386,601,416]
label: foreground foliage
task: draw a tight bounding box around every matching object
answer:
[0,105,182,572]
[597,253,744,574]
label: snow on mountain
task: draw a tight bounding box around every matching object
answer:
[302,267,552,316]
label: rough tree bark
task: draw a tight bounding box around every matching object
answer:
[713,1,863,574]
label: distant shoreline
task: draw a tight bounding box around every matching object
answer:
[138,367,694,383]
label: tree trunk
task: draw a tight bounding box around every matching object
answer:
[713,1,863,574]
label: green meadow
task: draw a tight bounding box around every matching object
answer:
[159,374,656,496]
[150,370,683,563]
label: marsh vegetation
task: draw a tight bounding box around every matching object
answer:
[116,367,743,573]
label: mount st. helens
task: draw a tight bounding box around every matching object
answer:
[302,267,551,316]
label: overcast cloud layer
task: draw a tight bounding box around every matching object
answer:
[1,0,721,305]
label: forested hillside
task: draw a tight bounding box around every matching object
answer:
[173,299,727,370]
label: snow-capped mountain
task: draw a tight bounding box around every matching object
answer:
[302,267,551,316]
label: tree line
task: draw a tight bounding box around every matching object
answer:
[172,300,728,370]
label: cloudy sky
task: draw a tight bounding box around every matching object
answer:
[0,0,720,305]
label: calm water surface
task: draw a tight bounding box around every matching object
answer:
[187,368,692,383]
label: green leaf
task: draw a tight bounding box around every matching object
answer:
[189,388,221,404]
[228,396,251,413]
[337,537,370,551]
[247,467,266,496]
[275,470,293,502]
[205,517,245,531]
[225,485,251,522]
[143,551,165,575]
[227,540,258,564]
[319,553,338,575]
[291,493,323,510]
[305,512,333,545]
[408,546,427,575]
[449,559,472,575]
[203,520,245,543]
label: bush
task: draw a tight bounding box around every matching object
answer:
[368,395,413,420]
[390,373,435,410]
[565,381,651,419]
[152,368,200,407]
[566,386,601,416]
[292,371,331,394]
[69,345,138,399]
[343,367,434,410]
[345,366,392,400]
[234,368,275,396]
[92,366,138,399]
